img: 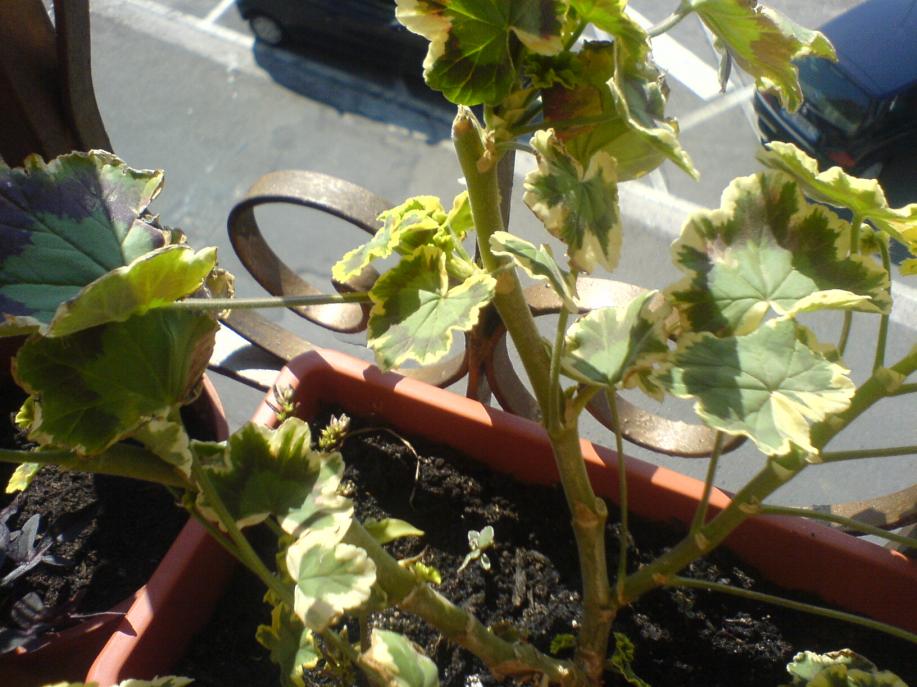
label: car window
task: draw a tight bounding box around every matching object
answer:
[798,57,872,137]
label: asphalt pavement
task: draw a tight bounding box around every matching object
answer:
[82,0,915,506]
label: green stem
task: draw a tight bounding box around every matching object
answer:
[606,391,629,602]
[190,457,292,606]
[648,7,690,37]
[837,312,853,357]
[167,292,370,311]
[564,19,588,50]
[818,445,917,462]
[889,383,917,396]
[838,213,863,355]
[547,307,571,429]
[345,522,586,685]
[759,505,917,550]
[453,108,613,681]
[689,432,725,535]
[669,576,917,645]
[873,240,892,372]
[0,444,187,487]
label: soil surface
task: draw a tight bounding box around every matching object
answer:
[0,383,189,650]
[176,411,914,687]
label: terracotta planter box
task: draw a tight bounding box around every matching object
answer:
[87,348,917,683]
[0,374,234,687]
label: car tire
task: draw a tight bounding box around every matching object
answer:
[249,14,285,46]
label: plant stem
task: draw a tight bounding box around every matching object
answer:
[606,390,629,602]
[889,383,917,396]
[818,445,917,462]
[668,576,917,645]
[345,522,587,685]
[838,213,863,355]
[564,19,588,50]
[689,432,724,535]
[873,240,892,372]
[453,108,613,681]
[547,307,571,429]
[167,292,370,311]
[648,6,690,37]
[759,505,917,550]
[0,444,187,487]
[190,457,292,606]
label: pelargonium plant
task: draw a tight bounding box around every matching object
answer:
[1,0,916,685]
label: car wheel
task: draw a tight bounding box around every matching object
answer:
[249,14,285,46]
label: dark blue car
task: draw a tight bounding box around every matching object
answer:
[754,0,917,177]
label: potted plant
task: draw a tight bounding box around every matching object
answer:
[1,0,915,684]
[0,152,234,684]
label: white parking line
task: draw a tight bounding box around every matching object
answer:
[679,85,755,131]
[201,0,235,26]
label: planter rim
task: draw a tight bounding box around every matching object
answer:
[87,347,917,685]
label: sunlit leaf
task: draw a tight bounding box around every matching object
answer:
[523,130,622,273]
[362,629,440,687]
[668,173,890,336]
[132,412,193,476]
[685,0,835,110]
[396,0,564,105]
[658,319,855,456]
[490,231,577,310]
[758,142,917,245]
[782,649,908,687]
[13,309,216,455]
[199,419,346,530]
[286,538,376,632]
[364,518,425,545]
[569,0,648,69]
[368,246,495,369]
[538,44,696,180]
[5,462,40,494]
[562,291,669,399]
[0,151,169,336]
[256,593,320,687]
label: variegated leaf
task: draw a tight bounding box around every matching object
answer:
[523,130,622,273]
[489,231,577,311]
[199,419,346,530]
[367,246,495,369]
[569,0,648,69]
[362,629,440,687]
[396,0,564,105]
[256,593,320,687]
[286,538,376,632]
[659,320,855,456]
[13,309,216,455]
[668,172,890,336]
[0,151,171,336]
[685,0,835,111]
[562,291,669,398]
[758,142,917,246]
[364,518,425,545]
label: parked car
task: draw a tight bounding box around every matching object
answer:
[235,0,427,67]
[754,0,917,178]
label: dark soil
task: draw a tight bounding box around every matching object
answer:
[0,382,192,650]
[176,410,915,687]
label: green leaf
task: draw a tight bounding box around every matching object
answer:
[200,419,347,530]
[361,629,440,687]
[538,44,696,181]
[46,246,217,338]
[5,462,40,493]
[758,142,917,245]
[782,649,908,687]
[396,0,564,105]
[367,246,495,370]
[667,172,890,336]
[256,593,320,687]
[489,231,577,310]
[285,538,376,631]
[333,196,445,284]
[364,518,425,545]
[685,0,835,110]
[607,632,651,687]
[562,291,669,399]
[658,320,855,456]
[13,309,217,455]
[132,413,193,476]
[0,151,170,336]
[569,0,648,69]
[523,130,622,273]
